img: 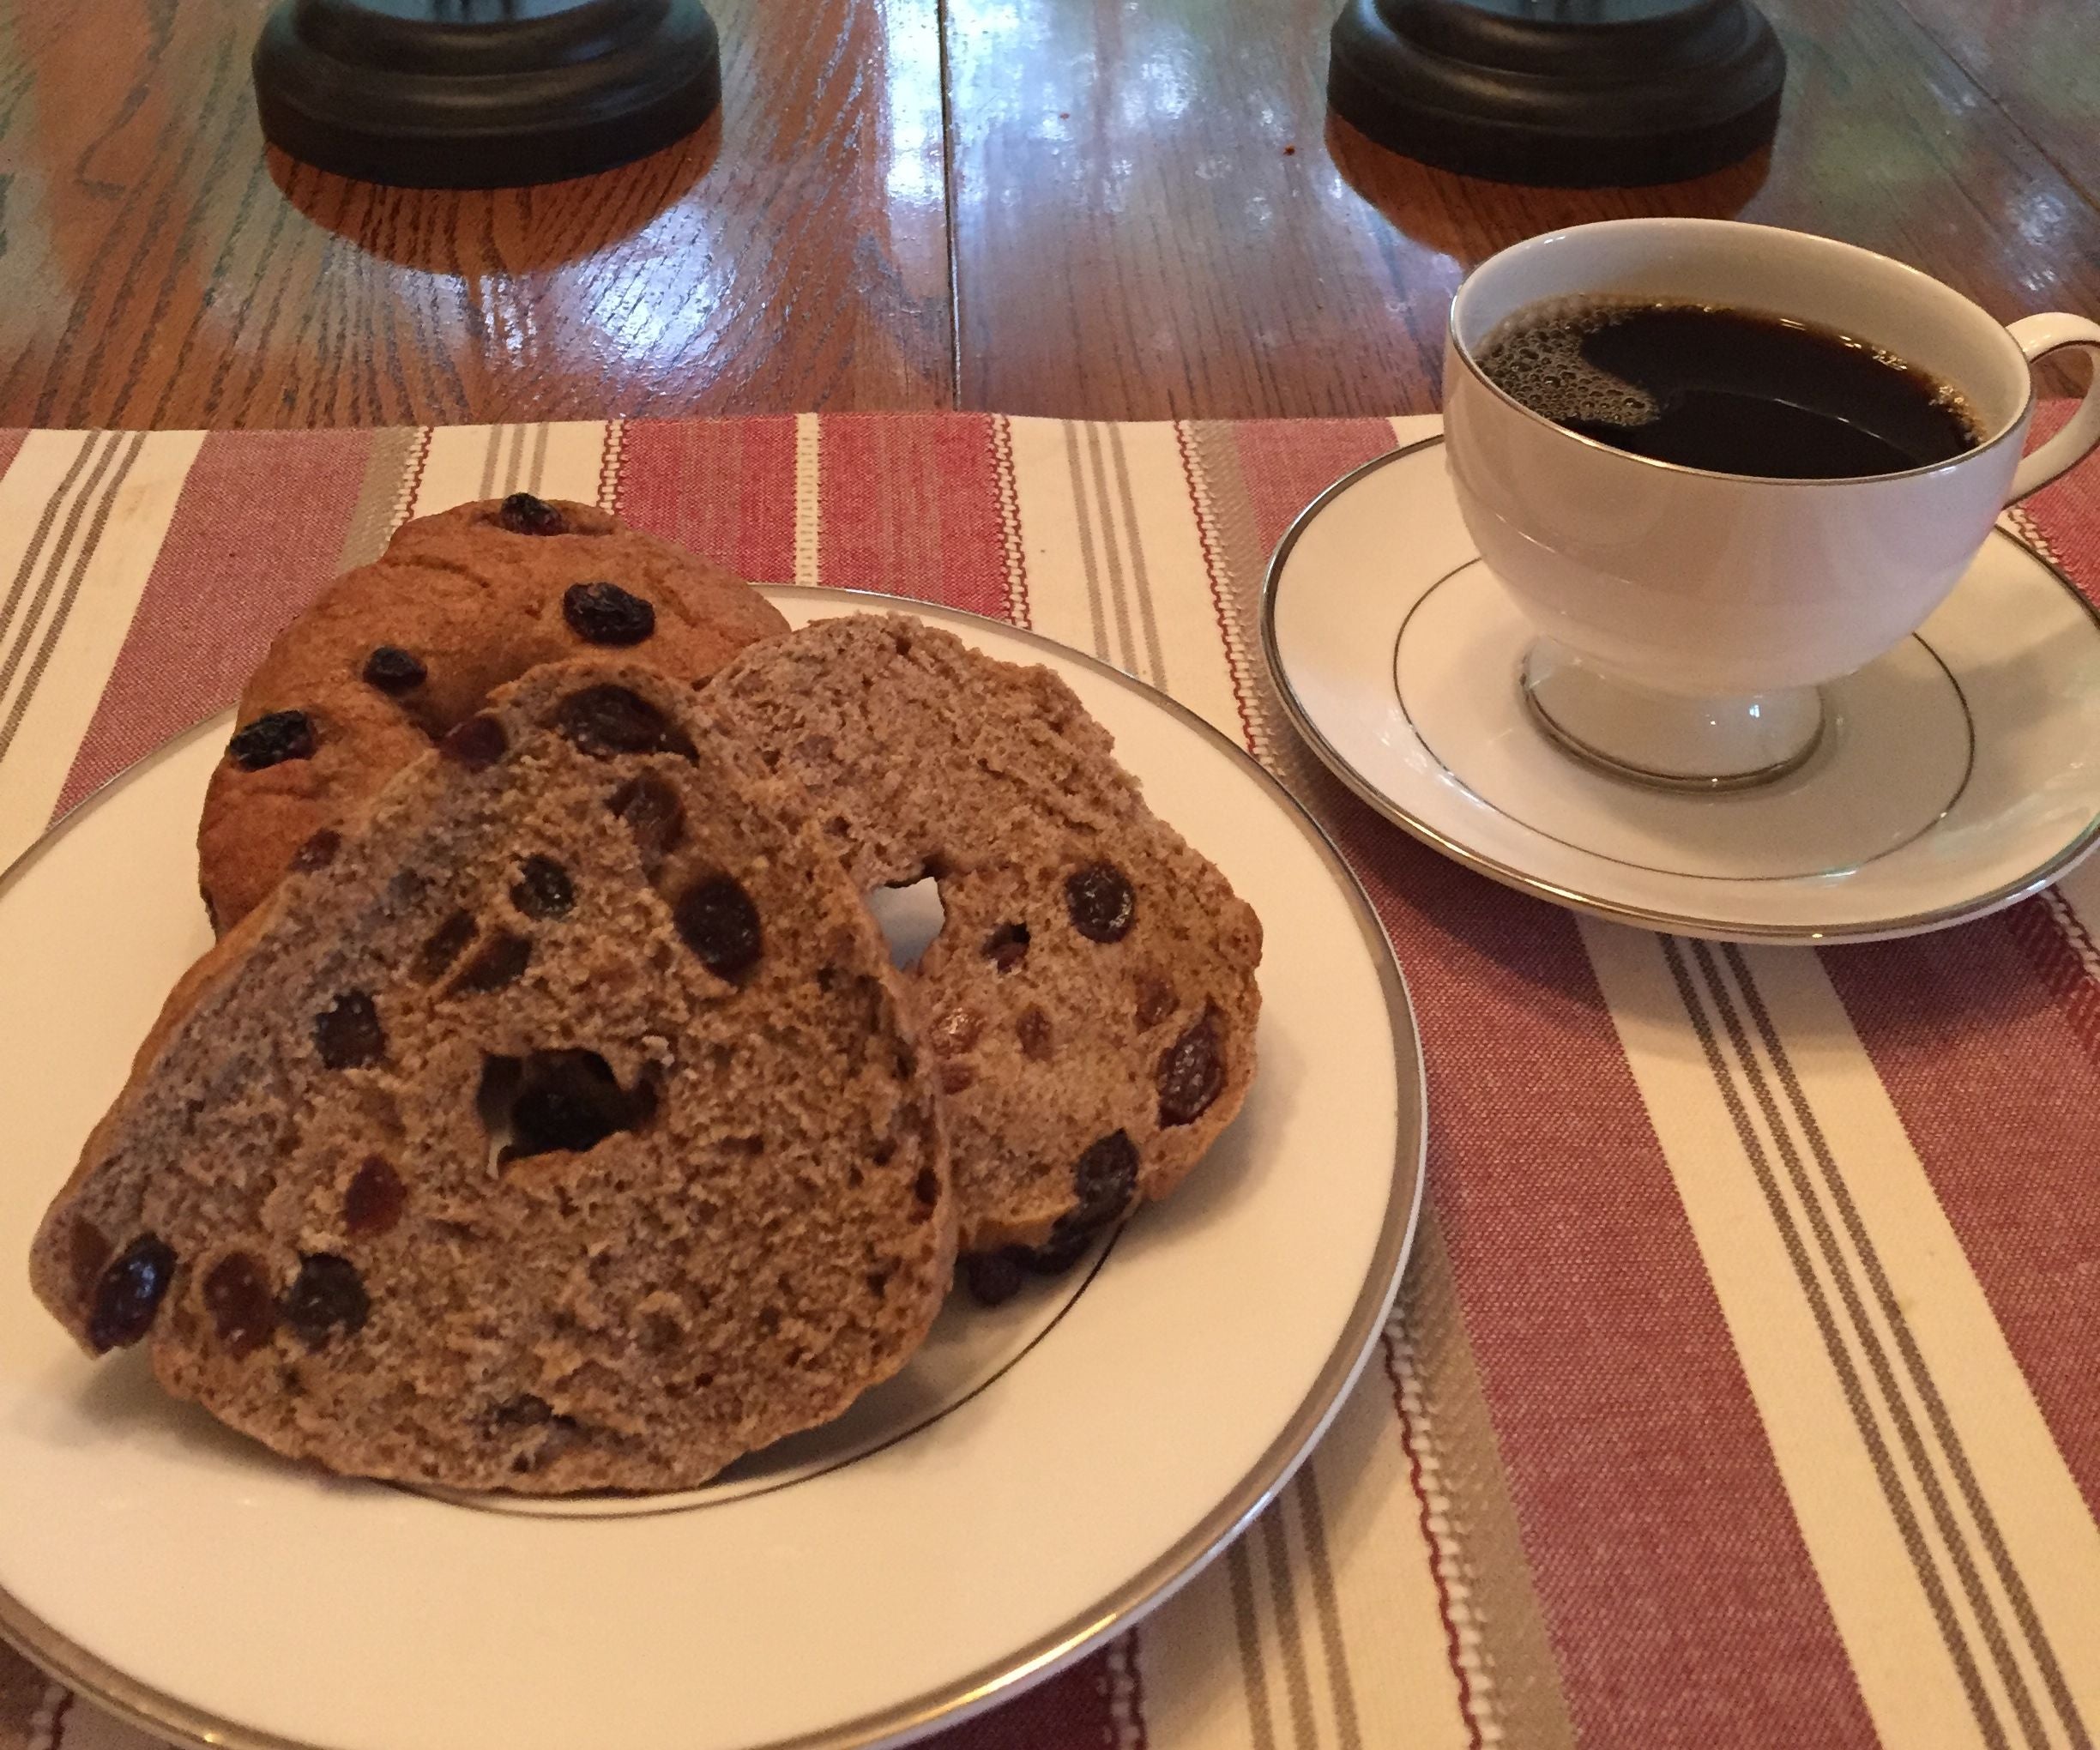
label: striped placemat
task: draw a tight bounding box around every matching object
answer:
[3,413,2097,1750]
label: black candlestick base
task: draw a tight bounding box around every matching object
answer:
[254,0,721,190]
[1329,0,1784,187]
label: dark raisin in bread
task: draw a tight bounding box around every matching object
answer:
[198,493,788,933]
[705,614,1261,1286]
[32,660,952,1493]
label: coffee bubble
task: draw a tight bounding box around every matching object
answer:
[1474,300,1657,429]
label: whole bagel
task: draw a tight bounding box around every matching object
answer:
[198,493,788,932]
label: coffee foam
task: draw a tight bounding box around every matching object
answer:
[1473,297,1656,430]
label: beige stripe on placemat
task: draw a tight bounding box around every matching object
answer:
[992,415,1030,627]
[535,423,615,506]
[475,421,507,502]
[1004,418,1240,737]
[408,423,611,518]
[337,427,422,570]
[1140,1368,1475,1749]
[0,430,202,866]
[1585,921,2100,1750]
[596,420,626,512]
[794,412,822,587]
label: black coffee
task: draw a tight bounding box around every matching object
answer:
[1475,301,1981,479]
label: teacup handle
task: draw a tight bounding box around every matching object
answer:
[2006,313,2100,501]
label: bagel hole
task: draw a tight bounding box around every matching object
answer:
[864,876,944,970]
[477,1050,660,1167]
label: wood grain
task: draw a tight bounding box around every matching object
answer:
[0,0,2095,428]
[944,0,2100,419]
[1883,0,2100,208]
[0,0,954,427]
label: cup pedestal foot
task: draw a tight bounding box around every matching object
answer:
[1520,643,1825,790]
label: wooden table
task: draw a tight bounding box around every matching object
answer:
[2,0,2097,428]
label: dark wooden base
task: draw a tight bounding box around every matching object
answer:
[1329,0,1785,187]
[253,0,721,190]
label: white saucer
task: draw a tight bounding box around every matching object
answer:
[1262,438,2100,944]
[0,591,1424,1750]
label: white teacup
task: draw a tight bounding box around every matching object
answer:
[1443,219,2100,787]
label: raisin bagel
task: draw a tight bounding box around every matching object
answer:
[705,614,1263,1289]
[197,492,788,932]
[33,660,952,1493]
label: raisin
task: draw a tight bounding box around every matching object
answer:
[440,713,507,770]
[1020,1224,1095,1275]
[490,1393,560,1427]
[510,855,574,919]
[609,773,686,872]
[498,492,566,536]
[673,874,762,982]
[1069,1131,1138,1230]
[67,1217,111,1300]
[361,646,426,694]
[1065,863,1136,943]
[983,921,1030,971]
[1157,1005,1225,1125]
[414,910,478,981]
[313,991,384,1069]
[961,1250,1028,1306]
[1017,1005,1054,1061]
[987,1134,1143,1284]
[290,829,341,872]
[1135,973,1179,1030]
[914,1167,941,1206]
[562,581,655,646]
[554,685,698,760]
[939,1061,975,1095]
[343,1156,406,1237]
[87,1234,174,1350]
[928,1007,982,1056]
[227,709,315,771]
[202,1252,275,1357]
[450,931,532,994]
[281,1253,369,1349]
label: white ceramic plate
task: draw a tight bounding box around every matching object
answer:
[0,590,1426,1750]
[1263,439,2100,944]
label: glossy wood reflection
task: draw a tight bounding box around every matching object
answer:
[0,0,953,427]
[1886,0,2100,208]
[944,0,2100,419]
[1,0,2097,428]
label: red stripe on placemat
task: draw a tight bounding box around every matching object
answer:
[1823,916,2100,1521]
[1223,416,1871,1744]
[2006,897,2100,1073]
[1344,809,1874,1747]
[1228,418,1406,549]
[922,1647,1119,1748]
[611,416,798,583]
[2018,404,2100,582]
[818,414,1011,618]
[54,429,374,815]
[0,430,27,481]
